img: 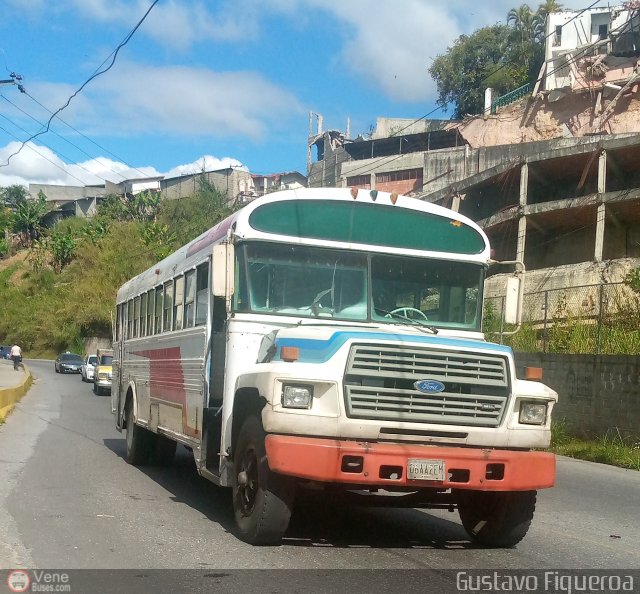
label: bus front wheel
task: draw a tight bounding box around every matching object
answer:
[125,399,152,466]
[232,416,295,545]
[457,489,536,548]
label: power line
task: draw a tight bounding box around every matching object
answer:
[23,91,151,179]
[0,0,160,169]
[0,93,129,182]
[0,123,87,185]
[0,107,115,184]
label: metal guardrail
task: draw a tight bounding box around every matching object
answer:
[491,82,533,114]
[485,282,640,354]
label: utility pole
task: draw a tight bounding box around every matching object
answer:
[0,72,25,92]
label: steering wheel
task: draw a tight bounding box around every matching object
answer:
[389,307,429,321]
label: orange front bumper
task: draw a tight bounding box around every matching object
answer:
[265,435,555,491]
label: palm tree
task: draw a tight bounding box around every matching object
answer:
[537,0,564,22]
[508,4,541,43]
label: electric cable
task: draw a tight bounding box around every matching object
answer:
[0,0,160,169]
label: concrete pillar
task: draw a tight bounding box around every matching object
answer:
[517,216,527,263]
[594,151,606,262]
[519,162,529,207]
[595,203,606,262]
[598,150,606,194]
[370,173,376,189]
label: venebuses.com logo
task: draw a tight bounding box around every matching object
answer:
[5,570,70,593]
[6,571,30,593]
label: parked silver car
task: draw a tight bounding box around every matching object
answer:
[54,352,83,374]
[81,354,98,382]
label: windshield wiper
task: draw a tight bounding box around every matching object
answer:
[378,309,439,334]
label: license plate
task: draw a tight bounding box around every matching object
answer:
[407,459,445,481]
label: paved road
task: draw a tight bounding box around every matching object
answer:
[1,359,639,573]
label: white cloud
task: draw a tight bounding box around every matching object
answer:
[13,0,596,105]
[88,61,304,139]
[165,156,246,178]
[0,141,247,188]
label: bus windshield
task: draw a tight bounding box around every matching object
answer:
[236,243,485,330]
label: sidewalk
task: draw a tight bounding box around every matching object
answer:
[0,358,32,421]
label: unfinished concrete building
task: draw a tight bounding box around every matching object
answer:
[307,4,640,302]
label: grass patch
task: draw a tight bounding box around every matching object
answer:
[550,421,640,471]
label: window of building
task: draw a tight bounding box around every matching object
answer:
[195,262,209,326]
[346,174,371,189]
[553,25,562,46]
[173,275,185,331]
[376,168,423,183]
[598,24,608,40]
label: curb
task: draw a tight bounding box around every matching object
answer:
[0,366,33,422]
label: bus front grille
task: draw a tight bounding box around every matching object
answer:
[344,344,510,427]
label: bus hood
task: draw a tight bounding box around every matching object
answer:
[260,324,512,364]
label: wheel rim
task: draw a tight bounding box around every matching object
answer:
[236,446,258,516]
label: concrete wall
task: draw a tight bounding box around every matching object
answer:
[160,170,253,202]
[514,352,640,439]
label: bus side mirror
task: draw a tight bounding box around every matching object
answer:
[212,242,235,298]
[504,276,521,325]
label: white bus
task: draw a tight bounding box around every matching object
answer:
[112,187,557,546]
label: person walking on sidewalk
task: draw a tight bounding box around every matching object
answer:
[10,343,22,371]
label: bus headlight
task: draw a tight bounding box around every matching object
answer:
[282,384,313,409]
[519,402,547,425]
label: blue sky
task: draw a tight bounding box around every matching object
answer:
[0,0,589,188]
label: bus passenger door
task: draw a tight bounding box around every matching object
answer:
[204,295,226,472]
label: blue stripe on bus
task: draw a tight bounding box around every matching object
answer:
[273,331,512,363]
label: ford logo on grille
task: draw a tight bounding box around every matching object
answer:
[414,379,445,394]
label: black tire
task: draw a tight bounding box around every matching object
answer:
[93,383,99,395]
[457,490,537,548]
[125,399,152,465]
[232,416,295,545]
[151,434,177,465]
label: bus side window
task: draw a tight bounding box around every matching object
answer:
[133,296,140,338]
[127,300,134,339]
[163,280,173,332]
[154,286,163,334]
[146,289,154,335]
[184,269,196,328]
[173,275,184,331]
[195,262,209,325]
[140,292,147,337]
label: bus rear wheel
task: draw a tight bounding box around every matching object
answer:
[232,416,295,545]
[125,399,152,465]
[457,490,536,548]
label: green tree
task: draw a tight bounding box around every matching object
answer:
[48,225,78,272]
[12,190,49,246]
[429,3,558,118]
[0,184,28,209]
[537,0,564,23]
[429,25,520,117]
[507,4,545,81]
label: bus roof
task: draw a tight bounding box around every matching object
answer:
[116,187,490,302]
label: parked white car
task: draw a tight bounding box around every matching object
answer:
[81,354,98,382]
